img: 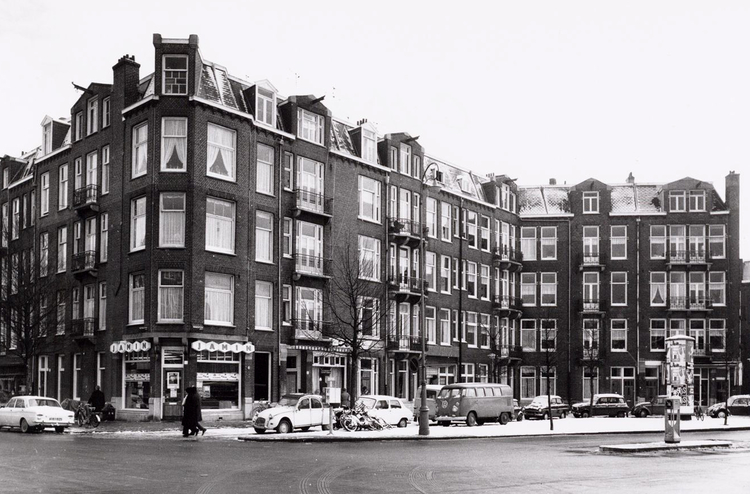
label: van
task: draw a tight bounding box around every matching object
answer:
[435,383,514,426]
[412,385,443,422]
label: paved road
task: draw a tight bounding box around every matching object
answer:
[1,429,748,493]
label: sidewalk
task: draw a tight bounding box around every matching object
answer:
[75,415,750,442]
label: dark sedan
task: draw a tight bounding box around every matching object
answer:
[522,395,569,420]
[707,395,750,418]
[571,394,629,418]
[631,395,668,418]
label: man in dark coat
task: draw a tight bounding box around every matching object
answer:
[182,387,201,437]
[88,386,106,412]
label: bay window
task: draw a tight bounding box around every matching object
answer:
[160,193,186,248]
[297,108,324,145]
[130,197,146,252]
[132,123,148,178]
[205,197,235,254]
[207,123,236,181]
[161,117,187,171]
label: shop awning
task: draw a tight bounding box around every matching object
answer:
[287,344,349,354]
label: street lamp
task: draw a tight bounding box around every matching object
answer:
[418,162,442,436]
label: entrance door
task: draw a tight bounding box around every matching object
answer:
[162,347,185,419]
[254,352,271,401]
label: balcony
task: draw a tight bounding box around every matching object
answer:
[71,318,97,340]
[667,249,687,266]
[687,249,710,267]
[293,189,333,221]
[72,251,97,276]
[581,298,606,315]
[292,319,331,341]
[495,344,523,361]
[668,296,713,312]
[386,334,423,353]
[73,185,99,214]
[388,218,425,247]
[579,254,605,271]
[492,295,522,317]
[388,274,426,302]
[293,254,331,279]
[581,346,600,361]
[492,246,523,271]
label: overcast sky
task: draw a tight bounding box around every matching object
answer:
[1,0,747,259]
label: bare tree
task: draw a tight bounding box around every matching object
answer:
[320,243,389,405]
[579,319,605,414]
[539,318,558,430]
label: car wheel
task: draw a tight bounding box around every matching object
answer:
[718,410,727,419]
[397,418,408,428]
[276,419,292,434]
[54,426,65,433]
[582,411,590,418]
[499,413,509,425]
[342,415,358,432]
[639,410,648,418]
[616,411,626,418]
[254,427,266,434]
[561,411,567,419]
[542,412,549,420]
[20,419,30,433]
[516,413,523,421]
[467,412,478,427]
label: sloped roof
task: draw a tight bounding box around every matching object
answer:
[609,184,662,213]
[330,120,357,156]
[426,155,487,203]
[518,186,571,215]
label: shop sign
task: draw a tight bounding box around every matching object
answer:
[191,340,255,354]
[110,340,152,354]
[125,373,150,382]
[196,372,240,382]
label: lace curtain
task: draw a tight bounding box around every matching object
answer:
[162,119,187,170]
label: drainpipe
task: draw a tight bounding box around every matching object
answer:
[567,219,572,402]
[635,217,641,401]
[383,173,390,395]
[275,146,283,402]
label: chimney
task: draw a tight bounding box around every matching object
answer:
[626,172,635,184]
[549,178,556,185]
[112,54,141,109]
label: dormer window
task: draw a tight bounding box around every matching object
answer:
[582,191,599,214]
[689,190,705,212]
[669,190,686,212]
[256,87,276,127]
[163,55,188,95]
[87,98,98,135]
[42,122,52,155]
[75,112,83,141]
[102,97,111,127]
[399,143,411,175]
[362,129,376,163]
[297,108,324,145]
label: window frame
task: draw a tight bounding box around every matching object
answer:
[160,117,188,172]
[296,108,325,145]
[254,280,273,330]
[582,191,599,214]
[130,196,147,253]
[611,272,628,306]
[128,273,146,325]
[157,269,184,323]
[159,192,186,248]
[256,143,275,195]
[255,210,274,263]
[206,122,237,182]
[162,54,188,95]
[358,175,382,224]
[204,272,235,326]
[131,123,148,179]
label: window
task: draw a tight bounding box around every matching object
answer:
[41,172,50,215]
[650,225,666,259]
[582,191,599,213]
[158,270,184,322]
[255,211,273,262]
[99,283,107,331]
[74,157,83,191]
[100,213,108,263]
[688,225,705,261]
[399,143,411,175]
[521,319,536,351]
[688,271,706,308]
[521,272,536,306]
[101,146,110,194]
[359,297,380,337]
[583,319,599,357]
[359,236,381,281]
[479,264,490,300]
[129,273,145,324]
[255,281,273,330]
[75,112,83,141]
[57,226,67,272]
[709,319,725,352]
[412,155,421,179]
[426,198,438,238]
[102,97,110,128]
[42,122,52,154]
[669,191,686,212]
[611,272,627,306]
[709,225,725,259]
[205,272,234,325]
[358,176,381,223]
[540,226,557,260]
[87,98,98,135]
[297,108,325,145]
[163,55,188,94]
[297,156,325,209]
[520,227,536,260]
[11,198,19,240]
[256,87,276,127]
[669,271,686,308]
[0,203,5,248]
[466,261,477,298]
[480,313,491,348]
[540,366,556,396]
[439,309,451,345]
[669,225,686,261]
[583,226,599,261]
[521,367,536,399]
[465,312,478,347]
[540,319,556,351]
[362,128,377,163]
[283,152,293,191]
[132,123,148,178]
[650,319,666,351]
[708,272,726,306]
[130,197,146,252]
[670,319,686,337]
[466,211,478,248]
[283,218,292,257]
[689,190,705,212]
[58,164,68,209]
[540,273,557,306]
[204,197,235,254]
[161,117,187,171]
[56,291,66,335]
[611,319,627,351]
[690,319,706,354]
[440,255,451,294]
[256,143,274,194]
[282,285,292,324]
[207,123,236,181]
[480,215,490,251]
[154,192,185,248]
[40,232,49,277]
[440,202,451,241]
[610,225,627,259]
[389,146,398,170]
[583,272,599,308]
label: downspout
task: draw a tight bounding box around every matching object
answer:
[275,144,283,402]
[635,217,641,401]
[383,173,390,395]
[458,197,464,381]
[567,218,572,403]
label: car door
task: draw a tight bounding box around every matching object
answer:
[371,399,389,422]
[0,398,15,426]
[295,397,312,428]
[310,397,324,426]
[729,397,748,416]
[593,397,607,416]
[389,399,405,423]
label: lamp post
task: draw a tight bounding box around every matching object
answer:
[418,162,441,436]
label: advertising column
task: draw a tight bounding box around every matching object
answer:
[665,335,695,417]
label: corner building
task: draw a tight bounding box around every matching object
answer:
[0,34,742,419]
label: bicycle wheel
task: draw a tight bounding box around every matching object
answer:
[341,415,358,432]
[91,414,101,428]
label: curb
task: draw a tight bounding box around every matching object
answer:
[599,440,734,453]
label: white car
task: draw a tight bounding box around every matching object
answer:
[253,394,331,434]
[0,396,75,433]
[358,395,411,427]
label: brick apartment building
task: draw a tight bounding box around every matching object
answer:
[0,34,743,420]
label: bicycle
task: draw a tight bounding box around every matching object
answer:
[75,403,101,428]
[694,406,705,421]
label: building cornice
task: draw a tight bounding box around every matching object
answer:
[122,95,159,115]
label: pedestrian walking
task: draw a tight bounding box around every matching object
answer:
[182,386,201,437]
[194,388,207,436]
[340,389,351,408]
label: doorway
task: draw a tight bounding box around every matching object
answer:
[162,347,184,419]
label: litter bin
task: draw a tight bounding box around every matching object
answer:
[102,403,116,421]
[665,396,681,443]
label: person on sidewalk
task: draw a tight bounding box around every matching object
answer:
[193,388,207,436]
[182,386,201,437]
[88,386,106,413]
[340,389,351,409]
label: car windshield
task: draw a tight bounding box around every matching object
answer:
[277,395,300,407]
[28,398,61,408]
[530,397,549,405]
[358,397,377,409]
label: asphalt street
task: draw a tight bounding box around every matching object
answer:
[1,428,749,493]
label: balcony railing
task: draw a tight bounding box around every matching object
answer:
[669,249,687,263]
[71,317,97,337]
[292,319,331,340]
[388,218,424,238]
[72,251,97,273]
[688,249,707,264]
[492,295,521,311]
[294,254,331,278]
[294,189,333,217]
[669,296,712,311]
[386,334,422,352]
[496,344,523,359]
[388,274,427,294]
[73,185,99,210]
[582,298,602,312]
[582,254,601,266]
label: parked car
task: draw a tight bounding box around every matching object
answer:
[571,394,630,418]
[522,395,569,420]
[513,399,523,420]
[707,395,750,418]
[631,395,669,418]
[413,385,443,423]
[435,383,514,426]
[0,396,75,433]
[253,394,331,434]
[359,395,411,427]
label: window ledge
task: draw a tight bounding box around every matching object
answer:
[156,321,185,325]
[255,327,274,332]
[207,249,237,256]
[256,259,275,265]
[204,323,236,329]
[358,216,382,226]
